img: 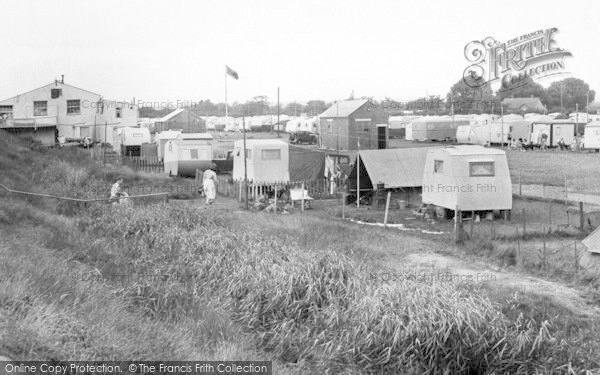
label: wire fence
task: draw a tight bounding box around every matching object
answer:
[449,201,595,278]
[0,182,169,205]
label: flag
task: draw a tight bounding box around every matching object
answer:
[226,65,238,80]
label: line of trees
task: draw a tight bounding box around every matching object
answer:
[137,77,596,118]
[446,77,596,115]
[139,98,331,118]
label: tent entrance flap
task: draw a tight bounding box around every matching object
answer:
[348,155,373,192]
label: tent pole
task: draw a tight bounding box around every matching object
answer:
[243,108,248,210]
[356,152,360,208]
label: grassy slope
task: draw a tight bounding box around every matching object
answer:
[1,134,599,373]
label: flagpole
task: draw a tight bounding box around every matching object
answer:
[225,68,228,118]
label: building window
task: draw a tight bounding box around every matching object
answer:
[469,162,495,177]
[33,101,47,116]
[116,107,122,118]
[434,160,444,173]
[261,149,280,160]
[190,149,199,160]
[51,88,62,99]
[67,100,81,115]
[0,105,13,119]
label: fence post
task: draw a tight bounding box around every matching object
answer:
[383,191,391,226]
[574,240,578,276]
[342,193,346,220]
[490,217,494,247]
[548,204,552,233]
[470,211,474,240]
[580,201,584,232]
[522,208,526,237]
[519,170,522,197]
[274,185,278,213]
[238,181,242,202]
[301,182,305,212]
[564,174,568,207]
[516,227,520,262]
[454,206,461,243]
[542,230,546,271]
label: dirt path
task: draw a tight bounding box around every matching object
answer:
[399,250,600,318]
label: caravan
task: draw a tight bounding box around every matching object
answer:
[584,122,600,151]
[530,121,575,147]
[164,137,213,177]
[411,116,470,141]
[233,139,289,182]
[154,130,182,161]
[422,145,512,215]
[120,127,151,157]
[457,121,530,146]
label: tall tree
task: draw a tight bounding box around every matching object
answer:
[496,76,549,105]
[305,100,328,116]
[546,78,596,113]
[446,79,497,114]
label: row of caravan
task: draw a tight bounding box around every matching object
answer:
[397,114,600,148]
[456,120,600,148]
[111,127,215,176]
[202,115,317,133]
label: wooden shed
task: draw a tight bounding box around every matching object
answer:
[319,99,389,151]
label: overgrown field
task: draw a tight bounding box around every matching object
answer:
[1,134,599,373]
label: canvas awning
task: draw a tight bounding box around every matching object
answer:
[583,226,600,254]
[349,147,441,190]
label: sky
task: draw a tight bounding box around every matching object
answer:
[1,0,599,107]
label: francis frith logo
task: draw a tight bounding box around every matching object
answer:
[463,28,572,91]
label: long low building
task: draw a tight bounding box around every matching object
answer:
[0,77,138,145]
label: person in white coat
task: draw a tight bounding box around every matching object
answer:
[202,164,218,205]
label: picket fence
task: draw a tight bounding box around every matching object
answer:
[195,170,340,202]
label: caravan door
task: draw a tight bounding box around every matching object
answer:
[551,124,574,146]
[531,123,550,145]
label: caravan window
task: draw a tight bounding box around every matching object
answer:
[434,160,444,173]
[261,149,281,160]
[245,149,252,159]
[469,161,495,177]
[190,149,199,160]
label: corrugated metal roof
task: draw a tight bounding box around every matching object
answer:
[319,99,369,118]
[358,147,442,188]
[583,226,600,254]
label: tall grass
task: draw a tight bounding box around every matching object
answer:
[1,133,598,373]
[35,201,593,373]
